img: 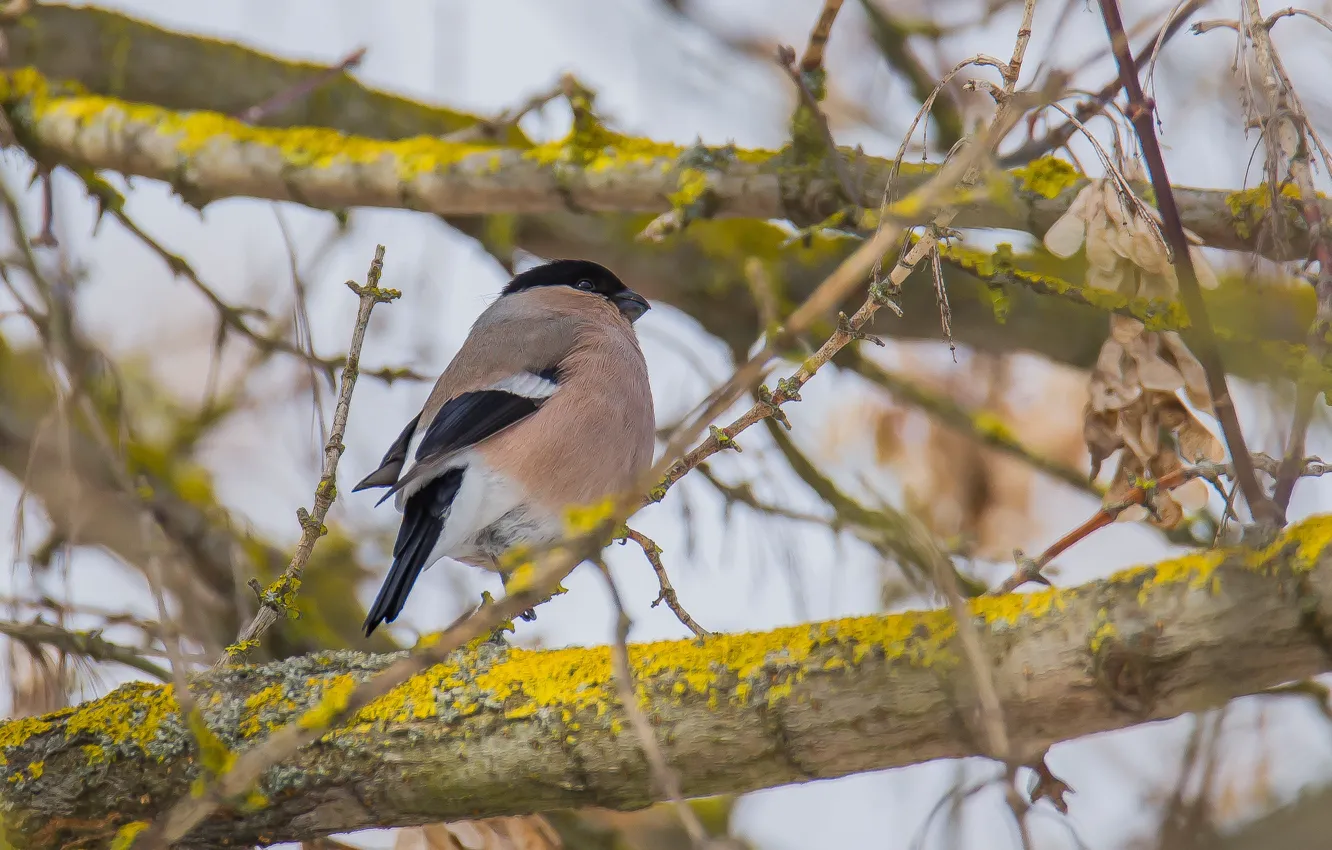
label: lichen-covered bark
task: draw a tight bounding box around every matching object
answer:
[0,67,1322,256]
[5,3,512,144]
[0,335,395,660]
[494,212,1318,377]
[1,10,1320,377]
[2,516,1330,848]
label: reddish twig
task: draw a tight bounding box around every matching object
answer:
[1000,0,1207,167]
[998,453,1331,592]
[235,47,367,125]
[1097,0,1281,528]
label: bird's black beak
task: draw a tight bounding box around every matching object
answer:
[613,289,651,323]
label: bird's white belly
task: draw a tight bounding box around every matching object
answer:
[403,455,563,573]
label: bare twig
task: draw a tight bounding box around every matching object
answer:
[799,0,844,72]
[776,44,859,205]
[1097,0,1281,528]
[997,453,1331,592]
[1230,0,1332,517]
[443,78,568,144]
[0,618,170,681]
[1000,0,1207,167]
[235,47,368,125]
[139,535,581,848]
[921,514,1031,847]
[649,99,1028,507]
[595,559,711,848]
[622,528,709,637]
[218,245,397,667]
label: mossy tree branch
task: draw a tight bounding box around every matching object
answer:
[1,516,1330,848]
[1,8,1322,378]
[4,3,512,144]
[0,67,1322,256]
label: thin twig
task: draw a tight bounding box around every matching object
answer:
[135,14,1047,837]
[0,618,170,681]
[799,0,844,72]
[235,47,368,125]
[776,44,859,204]
[996,453,1330,592]
[623,528,709,637]
[649,99,1028,507]
[1000,0,1207,167]
[139,534,583,848]
[443,78,568,144]
[921,514,1031,848]
[1097,0,1280,528]
[1231,0,1332,518]
[595,559,710,847]
[217,245,397,667]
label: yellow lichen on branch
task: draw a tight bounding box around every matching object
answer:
[0,66,1319,256]
[0,514,1328,846]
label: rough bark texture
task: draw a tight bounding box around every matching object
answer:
[5,3,511,144]
[1,515,1330,848]
[0,6,1320,376]
[4,65,1320,254]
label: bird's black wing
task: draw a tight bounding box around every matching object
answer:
[361,367,560,636]
[376,367,559,505]
[352,412,421,492]
[363,468,464,636]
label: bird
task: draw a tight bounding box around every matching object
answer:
[352,259,655,637]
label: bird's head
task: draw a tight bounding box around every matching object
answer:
[501,259,650,323]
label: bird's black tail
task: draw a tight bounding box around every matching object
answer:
[363,469,463,637]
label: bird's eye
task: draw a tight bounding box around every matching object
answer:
[575,279,596,291]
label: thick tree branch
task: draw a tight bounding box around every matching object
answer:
[3,3,510,143]
[1,516,1330,848]
[0,69,1322,257]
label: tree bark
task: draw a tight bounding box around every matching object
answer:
[2,515,1330,848]
[6,66,1319,255]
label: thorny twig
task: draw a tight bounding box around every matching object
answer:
[595,559,712,848]
[1097,0,1281,529]
[622,528,710,637]
[997,453,1331,592]
[235,47,368,125]
[1227,0,1332,518]
[0,617,170,681]
[218,245,397,667]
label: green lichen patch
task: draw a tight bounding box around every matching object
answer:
[1225,183,1307,241]
[1013,156,1082,199]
